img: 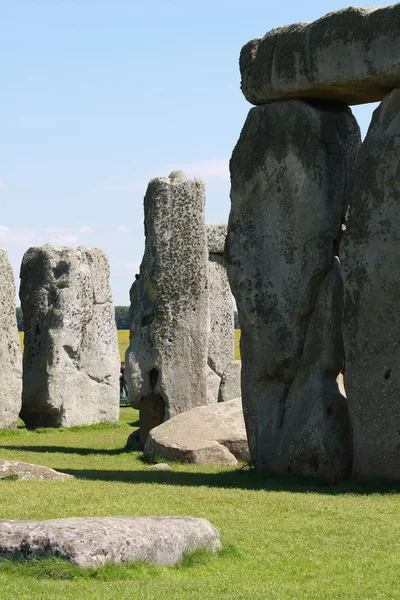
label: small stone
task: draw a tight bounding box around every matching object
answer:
[0,460,73,481]
[148,463,171,471]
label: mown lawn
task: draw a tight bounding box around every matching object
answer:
[1,409,400,599]
[19,329,241,362]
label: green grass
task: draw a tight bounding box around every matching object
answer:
[19,329,241,362]
[1,409,400,599]
[235,328,240,360]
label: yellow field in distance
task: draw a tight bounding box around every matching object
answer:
[18,329,241,362]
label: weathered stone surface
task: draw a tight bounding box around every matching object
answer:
[19,245,120,428]
[227,99,360,482]
[125,172,209,445]
[0,516,221,567]
[207,365,221,405]
[207,223,227,255]
[218,361,241,403]
[342,89,400,481]
[0,249,22,429]
[144,398,249,466]
[241,5,400,106]
[208,253,234,378]
[0,460,73,481]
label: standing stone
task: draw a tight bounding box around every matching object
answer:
[227,99,360,482]
[125,172,209,445]
[20,245,119,427]
[342,89,400,481]
[0,249,22,428]
[207,225,234,376]
[206,223,238,404]
[240,5,400,106]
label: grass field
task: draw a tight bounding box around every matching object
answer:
[1,409,400,599]
[19,329,242,362]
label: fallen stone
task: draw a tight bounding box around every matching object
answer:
[19,245,120,428]
[240,5,400,106]
[0,516,221,567]
[0,460,73,481]
[148,463,171,471]
[0,249,22,429]
[144,398,249,467]
[342,89,400,481]
[226,99,359,482]
[218,361,241,403]
[207,223,227,255]
[125,172,209,446]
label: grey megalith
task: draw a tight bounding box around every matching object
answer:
[125,171,209,445]
[206,223,238,403]
[227,99,360,482]
[0,516,221,567]
[145,398,249,467]
[208,247,234,375]
[240,5,400,106]
[342,89,400,481]
[0,249,22,428]
[20,245,119,428]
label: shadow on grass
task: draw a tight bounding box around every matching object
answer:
[56,466,400,495]
[0,545,237,581]
[0,444,132,457]
[1,444,400,495]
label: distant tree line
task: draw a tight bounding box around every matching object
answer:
[114,306,130,330]
[16,306,239,331]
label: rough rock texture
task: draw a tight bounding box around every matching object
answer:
[0,249,22,429]
[0,516,221,567]
[208,252,234,377]
[19,245,120,428]
[207,365,221,405]
[227,99,360,482]
[207,223,227,255]
[219,361,242,403]
[125,172,209,446]
[342,89,400,481]
[0,460,73,481]
[144,398,249,466]
[241,5,400,106]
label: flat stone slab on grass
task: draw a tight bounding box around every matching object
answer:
[144,398,250,466]
[0,516,221,567]
[0,460,73,481]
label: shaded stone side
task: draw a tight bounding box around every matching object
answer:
[241,5,400,106]
[20,244,119,428]
[208,253,234,378]
[0,249,22,428]
[125,171,209,445]
[226,99,360,482]
[342,89,400,481]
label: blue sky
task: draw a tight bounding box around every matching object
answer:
[0,0,390,304]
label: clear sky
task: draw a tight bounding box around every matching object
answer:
[0,0,392,305]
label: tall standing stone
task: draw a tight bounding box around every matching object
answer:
[125,171,209,445]
[342,89,400,481]
[0,249,22,428]
[206,223,237,404]
[20,245,119,428]
[227,99,360,482]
